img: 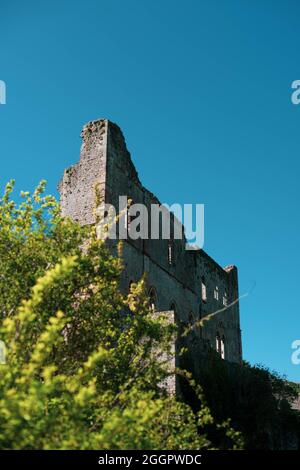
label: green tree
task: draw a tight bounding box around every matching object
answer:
[0,181,242,450]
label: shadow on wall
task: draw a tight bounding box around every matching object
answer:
[178,345,300,450]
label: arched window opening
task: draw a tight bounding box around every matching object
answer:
[201,277,207,302]
[149,287,158,312]
[170,302,176,313]
[223,292,228,306]
[169,301,178,322]
[221,335,226,360]
[213,286,219,301]
[216,332,221,354]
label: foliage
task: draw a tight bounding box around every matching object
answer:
[192,350,300,450]
[0,181,242,450]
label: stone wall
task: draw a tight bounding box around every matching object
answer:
[58,119,243,379]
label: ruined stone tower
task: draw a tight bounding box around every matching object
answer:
[59,119,242,372]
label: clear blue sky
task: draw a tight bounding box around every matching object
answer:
[1,0,299,381]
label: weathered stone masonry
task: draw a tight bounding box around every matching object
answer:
[59,119,243,372]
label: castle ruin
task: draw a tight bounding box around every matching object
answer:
[59,119,243,390]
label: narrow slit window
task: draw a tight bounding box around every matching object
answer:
[168,242,174,266]
[214,286,219,301]
[216,333,221,353]
[170,302,177,321]
[201,277,207,302]
[221,336,226,360]
[149,287,158,312]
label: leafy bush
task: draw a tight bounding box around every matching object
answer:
[0,181,242,450]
